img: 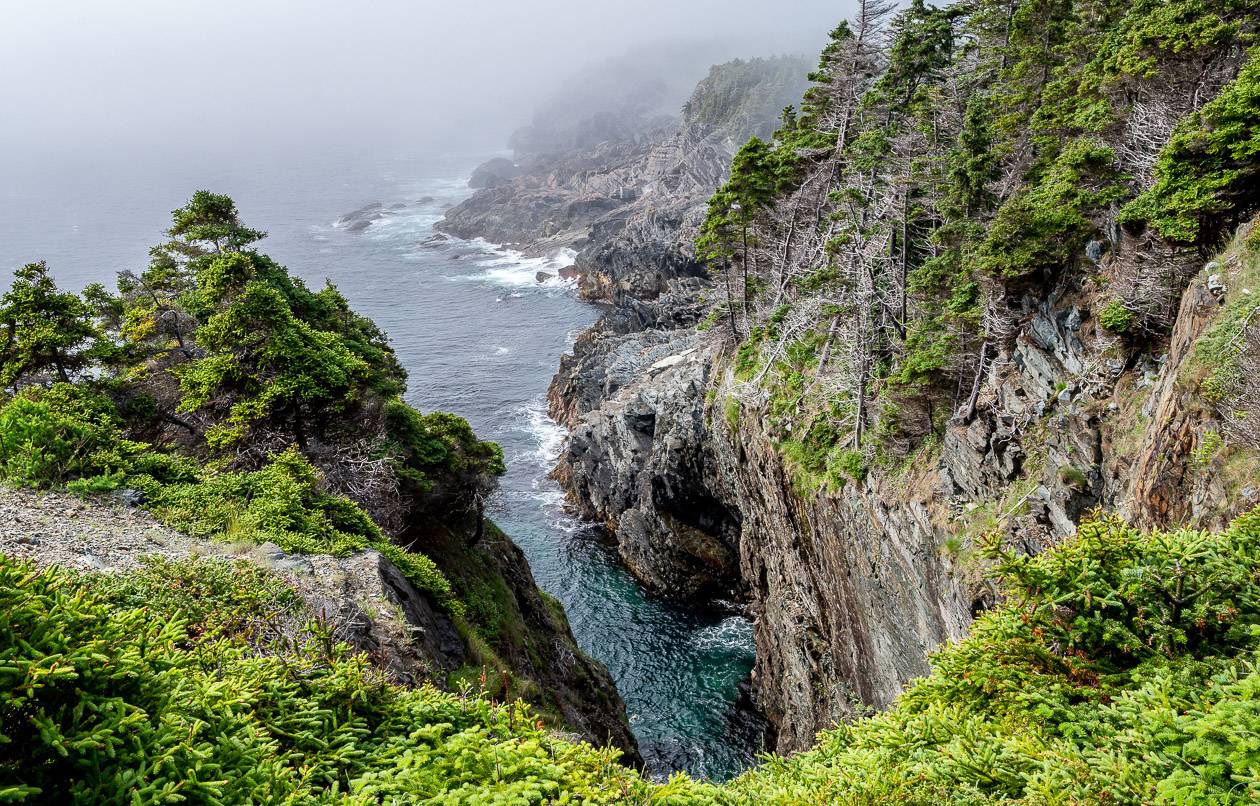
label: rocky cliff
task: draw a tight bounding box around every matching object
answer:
[550,222,1260,757]
[0,485,639,759]
[544,1,1260,758]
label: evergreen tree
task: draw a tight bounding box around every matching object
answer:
[175,251,371,452]
[0,262,99,389]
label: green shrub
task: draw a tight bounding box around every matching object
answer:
[1122,47,1260,244]
[0,384,134,488]
[723,509,1260,804]
[836,450,867,484]
[5,502,1260,803]
[1056,464,1090,488]
[0,555,652,804]
[382,398,504,501]
[1195,429,1226,465]
[1099,299,1136,333]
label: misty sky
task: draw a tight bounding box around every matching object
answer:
[3,0,850,156]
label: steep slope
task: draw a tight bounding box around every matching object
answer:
[548,0,1260,755]
[0,194,638,759]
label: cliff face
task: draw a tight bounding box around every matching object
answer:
[543,3,1260,756]
[550,225,1259,753]
[409,518,642,758]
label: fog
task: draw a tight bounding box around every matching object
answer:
[2,0,849,158]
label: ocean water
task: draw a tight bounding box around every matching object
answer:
[0,146,760,780]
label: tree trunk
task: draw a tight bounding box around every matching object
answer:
[723,260,740,341]
[741,223,751,323]
[961,341,990,422]
[899,188,910,338]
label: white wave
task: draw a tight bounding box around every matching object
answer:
[690,616,755,652]
[448,241,578,289]
[520,396,567,466]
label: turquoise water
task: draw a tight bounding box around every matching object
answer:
[0,146,761,779]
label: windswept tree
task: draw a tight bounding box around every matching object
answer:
[174,250,372,454]
[697,136,779,338]
[167,190,266,257]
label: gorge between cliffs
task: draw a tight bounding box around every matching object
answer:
[4,1,1260,801]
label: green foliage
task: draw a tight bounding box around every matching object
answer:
[176,253,372,451]
[720,509,1260,804]
[1124,47,1260,243]
[382,399,504,502]
[150,447,381,549]
[0,555,649,804]
[168,190,266,252]
[975,138,1124,278]
[1056,463,1089,488]
[1100,299,1137,333]
[1193,228,1260,403]
[0,190,503,612]
[0,384,163,489]
[0,262,101,389]
[836,450,867,483]
[777,400,864,494]
[874,0,964,113]
[1195,429,1226,465]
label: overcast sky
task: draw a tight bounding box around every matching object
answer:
[1,0,851,156]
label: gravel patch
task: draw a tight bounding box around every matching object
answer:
[0,484,466,682]
[0,485,230,572]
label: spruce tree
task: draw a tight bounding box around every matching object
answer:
[0,262,99,389]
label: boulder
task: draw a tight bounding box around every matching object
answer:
[468,157,523,189]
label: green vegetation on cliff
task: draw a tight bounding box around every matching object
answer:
[697,0,1260,484]
[6,506,1260,802]
[0,193,624,744]
[0,193,500,607]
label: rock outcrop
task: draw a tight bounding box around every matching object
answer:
[468,157,523,189]
[555,342,742,601]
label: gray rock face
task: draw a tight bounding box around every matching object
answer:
[555,343,741,600]
[709,413,972,750]
[438,57,811,302]
[549,257,1247,755]
[261,544,469,684]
